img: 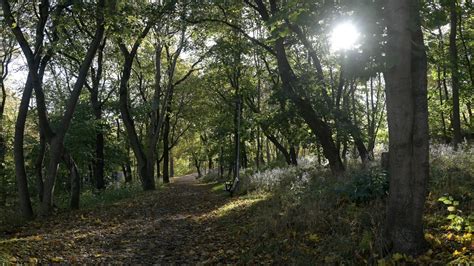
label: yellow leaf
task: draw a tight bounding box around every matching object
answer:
[29,257,39,263]
[31,235,42,241]
[50,257,64,262]
[308,233,320,242]
[392,253,403,261]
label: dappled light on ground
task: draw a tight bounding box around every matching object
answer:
[0,174,263,264]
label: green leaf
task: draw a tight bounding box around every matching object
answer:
[447,206,456,212]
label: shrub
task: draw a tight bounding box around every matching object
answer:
[336,168,389,203]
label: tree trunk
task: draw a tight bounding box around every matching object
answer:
[219,146,224,178]
[63,152,80,210]
[208,155,213,173]
[437,65,449,142]
[90,39,106,190]
[449,0,462,147]
[384,0,429,255]
[34,131,46,202]
[170,155,174,177]
[117,25,155,191]
[40,8,105,216]
[163,113,171,184]
[265,138,271,163]
[0,76,7,206]
[273,38,344,175]
[13,74,34,219]
[94,127,105,189]
[289,145,298,165]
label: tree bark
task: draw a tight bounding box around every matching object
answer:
[13,74,34,219]
[117,24,155,191]
[163,113,171,184]
[63,152,80,209]
[449,0,462,147]
[34,131,46,202]
[384,0,429,255]
[89,38,107,190]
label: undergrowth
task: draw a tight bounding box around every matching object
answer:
[0,183,143,234]
[203,144,473,264]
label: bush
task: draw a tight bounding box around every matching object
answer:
[336,168,389,203]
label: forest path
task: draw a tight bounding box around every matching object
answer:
[0,175,257,264]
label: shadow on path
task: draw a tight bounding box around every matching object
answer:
[0,174,262,264]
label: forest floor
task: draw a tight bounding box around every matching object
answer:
[0,174,263,264]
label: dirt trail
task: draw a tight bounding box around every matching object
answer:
[0,175,250,264]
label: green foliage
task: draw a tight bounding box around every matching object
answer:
[438,195,473,233]
[336,168,389,203]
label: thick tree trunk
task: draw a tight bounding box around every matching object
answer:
[449,0,462,148]
[384,0,429,255]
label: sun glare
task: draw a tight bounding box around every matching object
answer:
[330,22,360,52]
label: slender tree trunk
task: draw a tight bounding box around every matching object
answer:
[384,0,429,255]
[264,132,291,165]
[437,65,449,142]
[450,0,462,147]
[274,39,344,175]
[91,98,105,190]
[90,39,106,190]
[170,154,174,177]
[63,152,80,209]
[265,138,271,163]
[0,78,7,206]
[207,155,213,173]
[219,146,224,178]
[40,11,105,216]
[156,157,161,181]
[35,131,46,202]
[163,113,171,184]
[117,24,155,191]
[13,74,34,219]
